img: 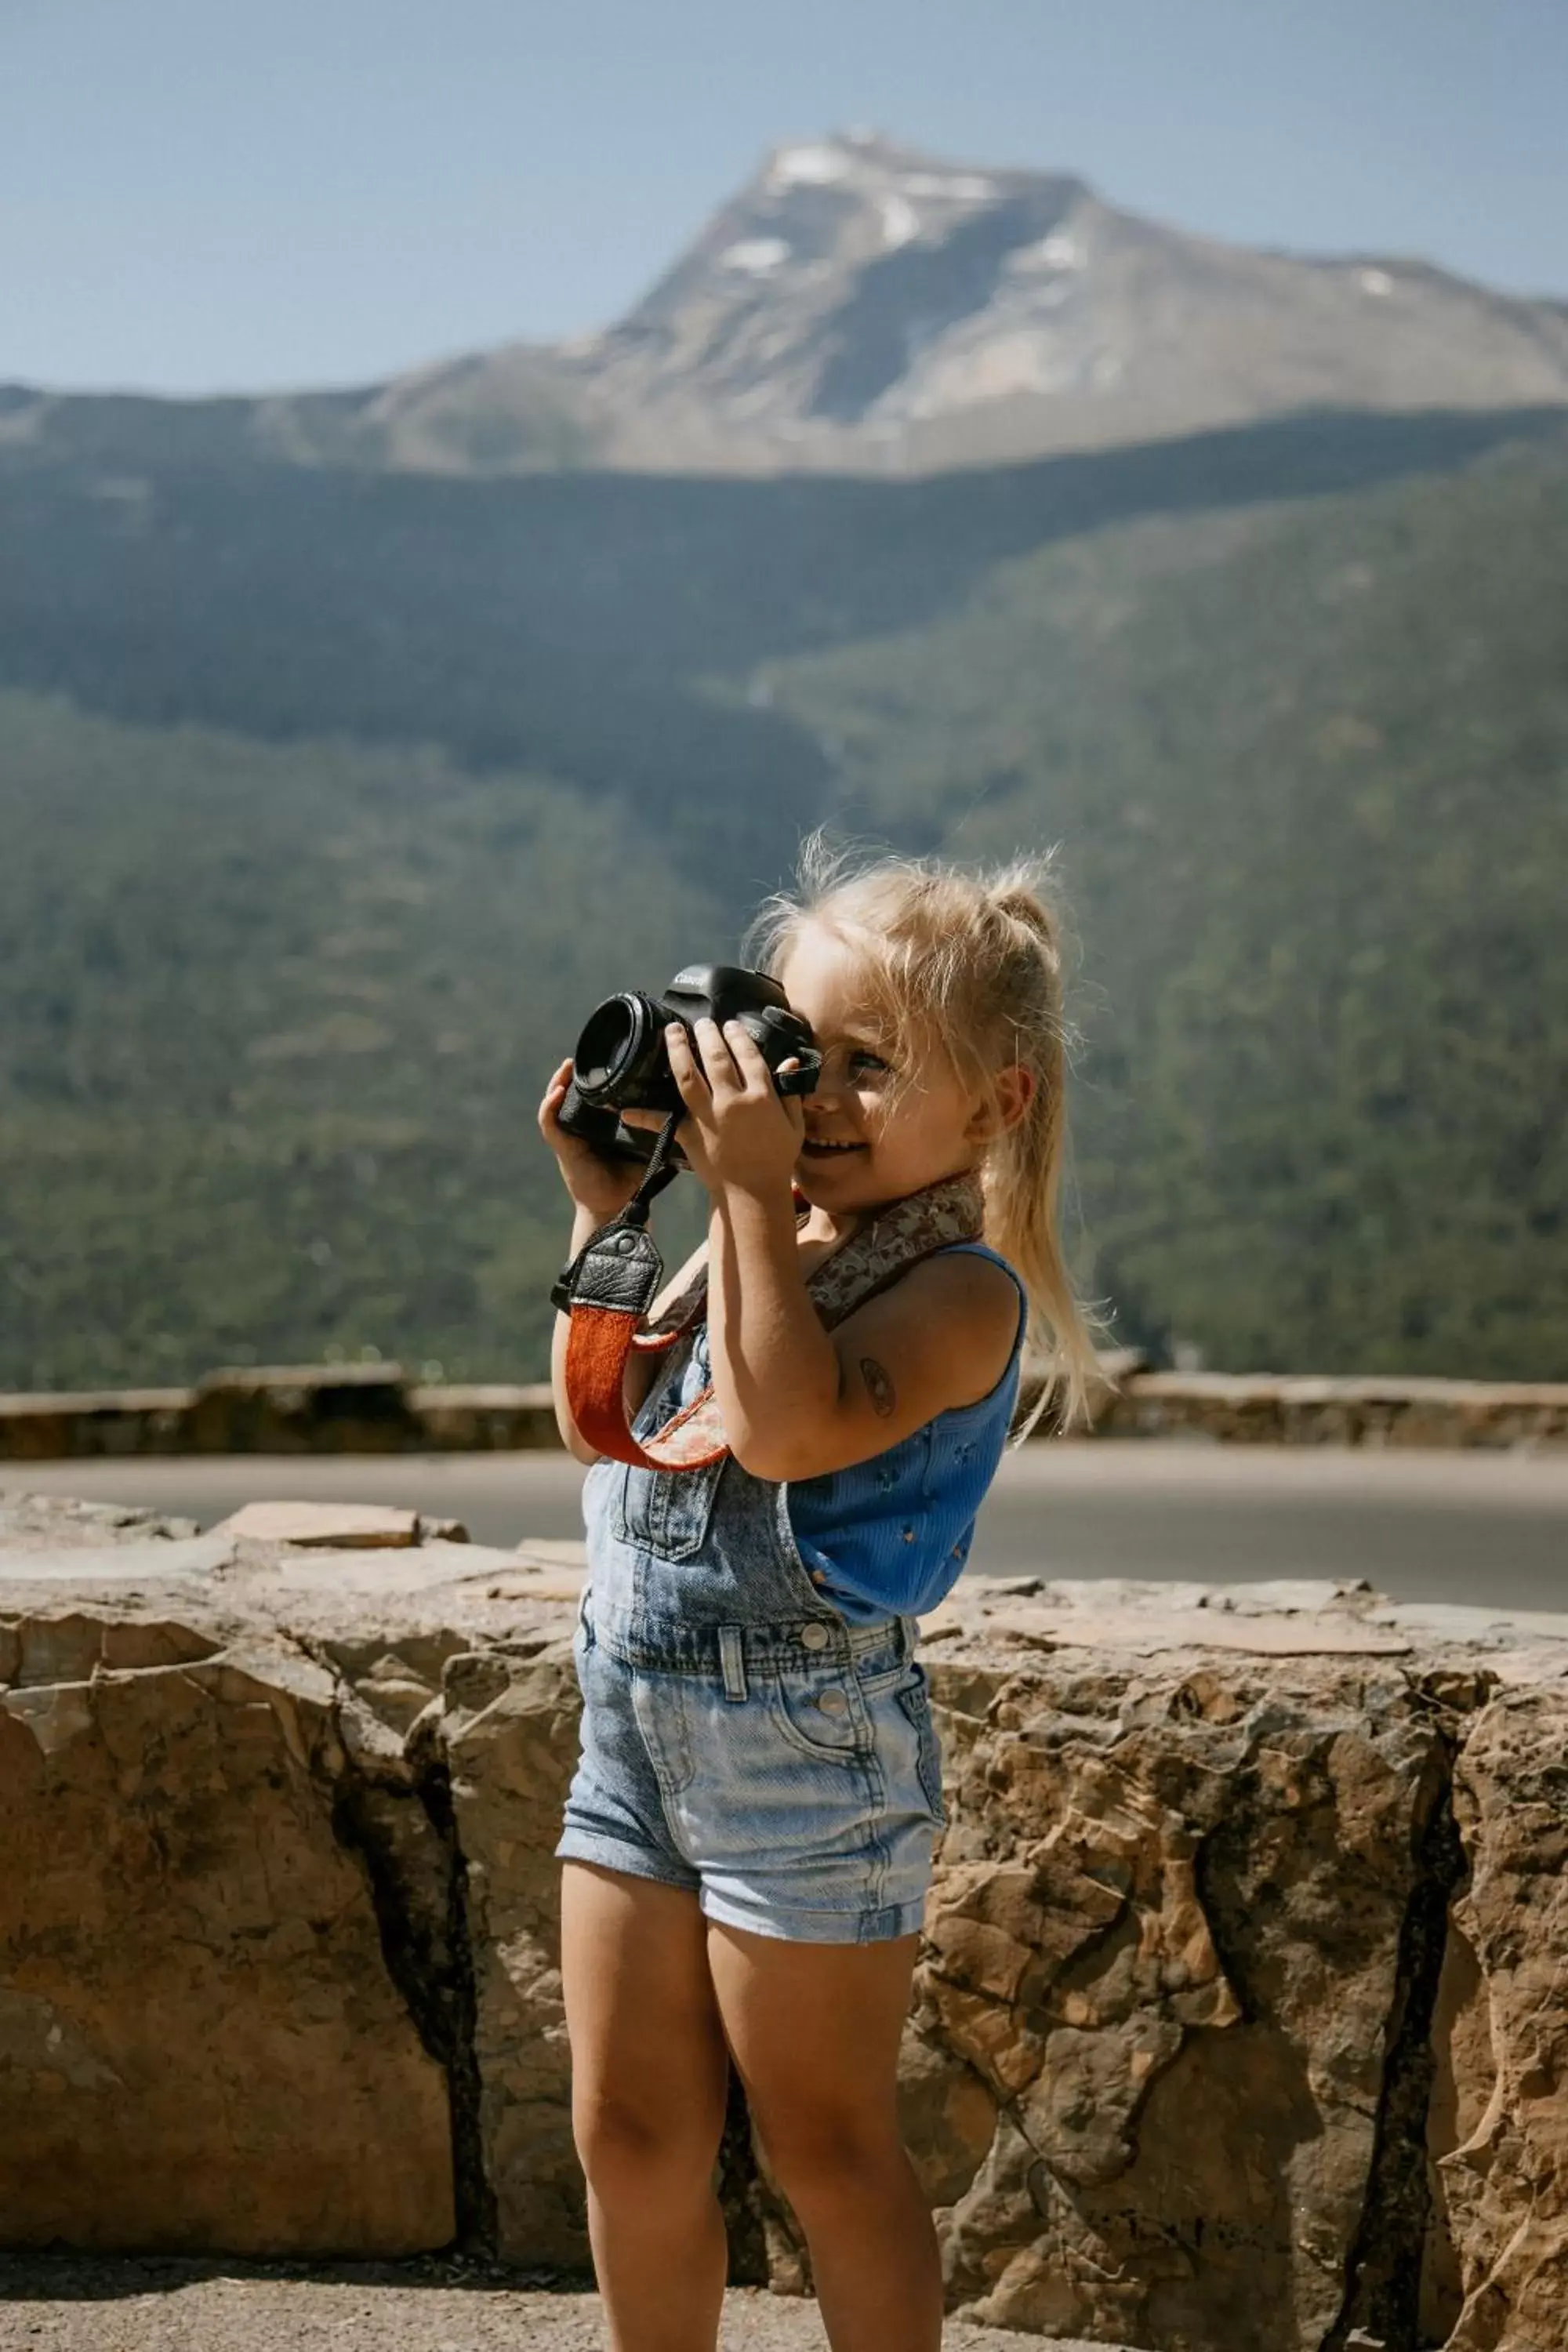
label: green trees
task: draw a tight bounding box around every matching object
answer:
[2,412,1564,1385]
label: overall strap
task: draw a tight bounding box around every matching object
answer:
[554,1163,988,1472]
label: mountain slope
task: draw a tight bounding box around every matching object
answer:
[538,132,1568,476]
[0,697,717,1389]
[2,405,1559,797]
[2,419,1565,1386]
[764,440,1568,1375]
[5,134,1568,481]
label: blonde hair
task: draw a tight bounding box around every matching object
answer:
[744,831,1100,1434]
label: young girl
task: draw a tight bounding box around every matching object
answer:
[536,837,1096,2352]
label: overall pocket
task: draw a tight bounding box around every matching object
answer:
[895,1664,946,1825]
[771,1659,875,1766]
[613,1457,728,1560]
[612,1329,727,1560]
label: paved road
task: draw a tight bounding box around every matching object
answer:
[13,1442,1568,1610]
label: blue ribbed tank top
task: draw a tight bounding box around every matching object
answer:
[785,1240,1028,1624]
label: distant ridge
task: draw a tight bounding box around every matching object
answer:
[5,131,1568,478]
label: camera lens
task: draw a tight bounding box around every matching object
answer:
[572,993,662,1106]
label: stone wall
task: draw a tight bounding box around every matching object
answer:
[2,1359,1565,1459]
[4,1491,1568,2348]
[1091,1373,1568,1451]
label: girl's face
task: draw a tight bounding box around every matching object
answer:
[779,922,1003,1213]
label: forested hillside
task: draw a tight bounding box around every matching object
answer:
[766,445,1568,1375]
[2,409,1565,1386]
[0,699,716,1388]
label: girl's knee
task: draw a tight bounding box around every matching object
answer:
[572,2082,724,2203]
[750,2101,909,2217]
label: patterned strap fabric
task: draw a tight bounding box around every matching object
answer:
[564,1171,988,1472]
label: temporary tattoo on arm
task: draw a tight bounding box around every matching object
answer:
[860,1356,897,1417]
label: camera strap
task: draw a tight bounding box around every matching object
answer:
[554,1156,988,1475]
[550,1109,725,1467]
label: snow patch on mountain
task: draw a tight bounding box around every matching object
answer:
[879,195,921,250]
[721,238,792,276]
[1033,233,1087,272]
[769,143,851,189]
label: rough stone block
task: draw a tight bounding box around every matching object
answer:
[212,1500,429,1548]
[442,1643,586,2267]
[188,1363,420,1454]
[1425,1685,1568,2350]
[7,1491,1568,2352]
[0,1634,454,2253]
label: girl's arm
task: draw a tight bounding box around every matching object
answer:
[631,1015,1018,1481]
[708,1187,1019,1480]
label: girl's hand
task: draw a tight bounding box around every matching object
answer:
[622,1019,804,1197]
[537,1058,648,1222]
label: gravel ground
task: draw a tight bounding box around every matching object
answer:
[0,2257,1128,2351]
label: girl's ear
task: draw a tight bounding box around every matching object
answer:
[965,1064,1036,1142]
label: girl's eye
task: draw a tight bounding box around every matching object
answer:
[849,1051,890,1076]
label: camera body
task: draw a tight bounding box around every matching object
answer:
[557,964,822,1168]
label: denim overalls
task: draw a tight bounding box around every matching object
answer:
[555,1243,1019,1943]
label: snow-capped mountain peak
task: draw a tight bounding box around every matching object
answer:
[237,133,1568,479]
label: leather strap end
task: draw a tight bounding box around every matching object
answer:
[569,1223,664,1317]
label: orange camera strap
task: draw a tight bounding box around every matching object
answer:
[552,1110,708,1469]
[555,1130,988,1474]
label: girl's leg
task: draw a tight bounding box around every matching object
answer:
[706,1922,942,2352]
[561,1861,733,2352]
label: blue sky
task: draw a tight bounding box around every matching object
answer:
[4,0,1565,395]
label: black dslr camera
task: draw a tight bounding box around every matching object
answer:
[557,964,822,1169]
